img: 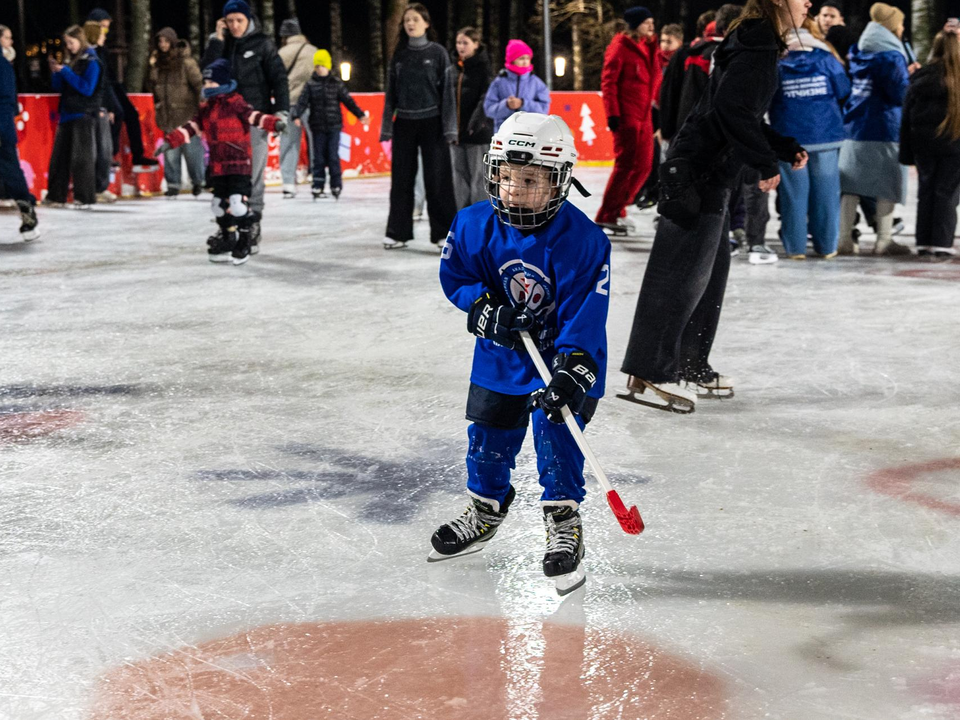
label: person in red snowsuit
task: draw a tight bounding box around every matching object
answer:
[158,59,285,264]
[595,6,661,230]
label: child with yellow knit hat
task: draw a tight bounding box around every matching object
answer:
[291,49,370,199]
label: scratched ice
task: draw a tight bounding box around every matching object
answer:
[1,168,959,720]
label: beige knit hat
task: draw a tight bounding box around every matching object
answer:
[869,2,905,34]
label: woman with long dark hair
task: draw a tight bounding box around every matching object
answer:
[45,25,105,207]
[380,3,457,250]
[619,0,810,414]
[448,26,492,209]
[900,27,960,258]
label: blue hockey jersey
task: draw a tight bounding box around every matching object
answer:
[439,200,611,398]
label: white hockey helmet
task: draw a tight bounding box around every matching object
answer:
[485,112,579,229]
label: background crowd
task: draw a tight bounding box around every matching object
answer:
[1,0,959,260]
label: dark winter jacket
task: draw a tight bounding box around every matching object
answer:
[668,18,802,185]
[659,35,723,141]
[147,42,203,131]
[165,90,281,177]
[600,32,661,128]
[900,63,960,164]
[769,30,851,151]
[291,72,366,133]
[92,45,123,118]
[0,56,16,145]
[201,19,290,114]
[449,48,493,144]
[380,40,457,141]
[51,48,105,122]
[483,69,550,132]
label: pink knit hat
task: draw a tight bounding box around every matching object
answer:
[505,39,534,65]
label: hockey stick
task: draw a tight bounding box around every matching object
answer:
[519,331,644,535]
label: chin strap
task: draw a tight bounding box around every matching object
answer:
[571,177,591,198]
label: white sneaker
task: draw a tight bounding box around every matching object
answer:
[748,244,779,264]
[96,190,118,203]
[282,184,296,199]
[383,238,408,250]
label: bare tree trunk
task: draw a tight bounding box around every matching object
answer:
[261,0,275,37]
[384,0,407,61]
[911,0,934,61]
[126,0,150,91]
[68,0,80,25]
[202,1,213,53]
[487,0,500,64]
[330,0,343,68]
[476,0,484,35]
[188,0,201,55]
[447,0,456,46]
[509,0,522,39]
[571,11,582,90]
[288,0,298,15]
[367,0,385,89]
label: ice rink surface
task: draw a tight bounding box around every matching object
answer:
[2,167,959,719]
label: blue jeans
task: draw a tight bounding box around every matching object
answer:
[778,148,841,256]
[163,135,205,192]
[311,130,342,191]
[466,414,588,506]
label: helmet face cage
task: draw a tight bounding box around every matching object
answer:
[484,151,574,230]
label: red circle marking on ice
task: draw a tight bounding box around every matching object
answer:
[866,458,960,517]
[0,410,84,443]
[89,617,727,720]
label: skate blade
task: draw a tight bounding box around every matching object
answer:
[426,542,487,563]
[694,387,734,399]
[554,566,587,596]
[208,254,233,263]
[616,387,695,414]
[383,241,408,250]
[21,230,40,242]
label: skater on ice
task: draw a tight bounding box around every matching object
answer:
[619,0,811,414]
[430,112,611,596]
[155,59,286,265]
[291,49,370,201]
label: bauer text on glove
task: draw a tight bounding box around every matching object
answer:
[535,350,599,423]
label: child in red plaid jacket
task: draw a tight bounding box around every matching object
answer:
[158,59,285,265]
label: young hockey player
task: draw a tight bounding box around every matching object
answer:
[156,59,285,264]
[430,112,611,596]
[291,49,370,200]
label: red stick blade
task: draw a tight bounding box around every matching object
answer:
[606,490,644,535]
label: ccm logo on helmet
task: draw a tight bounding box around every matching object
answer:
[507,140,537,147]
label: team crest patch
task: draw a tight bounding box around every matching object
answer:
[498,260,556,317]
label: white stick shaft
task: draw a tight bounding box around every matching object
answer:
[519,332,614,495]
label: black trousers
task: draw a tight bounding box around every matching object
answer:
[110,83,146,160]
[47,116,98,205]
[0,122,34,204]
[386,116,456,242]
[915,152,960,249]
[621,184,732,383]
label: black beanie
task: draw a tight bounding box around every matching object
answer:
[623,6,653,30]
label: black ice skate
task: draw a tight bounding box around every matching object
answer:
[428,486,515,562]
[312,188,327,201]
[617,375,696,414]
[248,212,261,254]
[232,222,252,266]
[16,200,39,241]
[331,187,341,200]
[542,504,586,596]
[207,227,234,263]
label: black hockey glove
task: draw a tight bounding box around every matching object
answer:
[535,350,599,423]
[466,293,536,350]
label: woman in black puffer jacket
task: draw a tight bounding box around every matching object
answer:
[619,0,810,415]
[448,27,492,210]
[380,3,457,249]
[900,29,960,258]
